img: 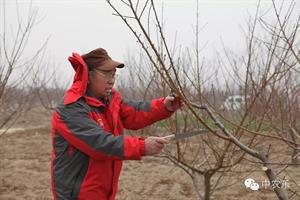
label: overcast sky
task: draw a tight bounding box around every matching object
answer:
[3,0,299,86]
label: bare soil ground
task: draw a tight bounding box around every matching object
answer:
[0,109,299,200]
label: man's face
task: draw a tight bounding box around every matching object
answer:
[88,68,116,98]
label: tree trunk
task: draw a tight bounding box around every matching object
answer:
[204,171,212,200]
[260,153,289,200]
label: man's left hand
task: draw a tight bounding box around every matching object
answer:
[163,94,183,112]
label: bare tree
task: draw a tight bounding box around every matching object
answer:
[0,1,47,136]
[106,0,300,199]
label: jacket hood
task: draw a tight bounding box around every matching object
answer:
[64,52,89,105]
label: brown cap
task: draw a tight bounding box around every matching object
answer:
[81,48,124,71]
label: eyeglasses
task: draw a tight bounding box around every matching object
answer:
[93,69,117,80]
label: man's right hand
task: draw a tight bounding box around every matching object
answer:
[144,136,169,156]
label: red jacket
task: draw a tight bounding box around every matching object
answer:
[51,53,173,200]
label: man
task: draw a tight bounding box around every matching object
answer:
[51,48,181,200]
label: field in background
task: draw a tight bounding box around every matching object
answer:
[0,109,299,200]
